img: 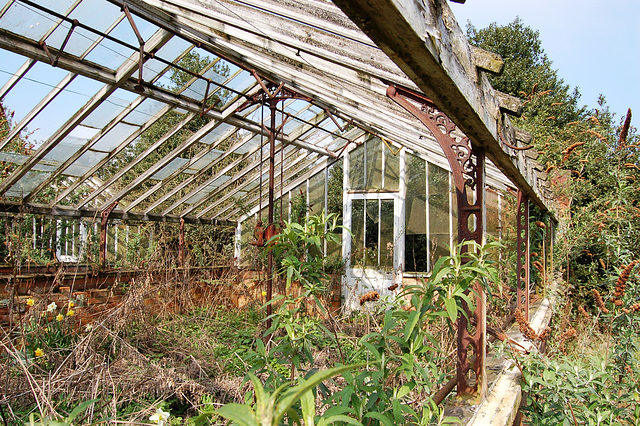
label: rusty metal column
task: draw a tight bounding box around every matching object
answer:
[387,84,486,400]
[99,201,118,269]
[265,98,278,329]
[455,147,486,400]
[516,190,530,319]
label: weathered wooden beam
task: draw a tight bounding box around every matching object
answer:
[495,91,524,117]
[470,46,504,75]
[331,0,550,211]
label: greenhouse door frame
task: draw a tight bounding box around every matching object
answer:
[341,147,406,311]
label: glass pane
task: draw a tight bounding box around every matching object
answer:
[92,122,139,152]
[487,188,500,239]
[384,144,400,190]
[326,159,343,257]
[351,199,364,266]
[274,190,289,225]
[365,137,382,189]
[124,98,166,125]
[308,170,325,216]
[82,98,126,129]
[365,200,378,267]
[429,163,450,263]
[186,149,223,173]
[405,154,427,272]
[380,199,394,269]
[150,157,189,180]
[199,123,232,145]
[43,135,87,163]
[7,171,50,198]
[348,143,364,190]
[64,149,107,176]
[290,182,307,224]
[0,2,52,41]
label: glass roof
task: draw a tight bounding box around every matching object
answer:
[0,0,373,224]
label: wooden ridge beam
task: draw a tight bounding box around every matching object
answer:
[331,0,551,211]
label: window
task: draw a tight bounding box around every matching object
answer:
[351,198,394,268]
[348,137,400,191]
[404,153,452,272]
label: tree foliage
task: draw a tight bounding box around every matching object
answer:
[469,18,640,425]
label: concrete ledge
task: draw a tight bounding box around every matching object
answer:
[468,361,522,425]
[446,280,561,425]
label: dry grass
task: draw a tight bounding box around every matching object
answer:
[0,263,261,424]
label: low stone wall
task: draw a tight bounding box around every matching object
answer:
[0,268,343,325]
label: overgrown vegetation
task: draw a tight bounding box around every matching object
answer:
[1,210,504,425]
[469,18,640,424]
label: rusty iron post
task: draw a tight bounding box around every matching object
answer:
[236,73,312,334]
[387,84,486,400]
[516,190,530,320]
[99,201,118,270]
[179,217,185,267]
[265,98,278,328]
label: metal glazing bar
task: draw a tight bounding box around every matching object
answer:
[16,0,249,100]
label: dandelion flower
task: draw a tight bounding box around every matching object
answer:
[149,408,170,426]
[46,302,57,312]
[34,348,44,357]
[26,298,34,306]
[67,309,75,317]
[56,314,64,322]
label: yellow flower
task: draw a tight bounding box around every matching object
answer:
[56,314,64,322]
[67,309,75,317]
[68,301,75,308]
[26,298,34,306]
[261,291,267,296]
[34,348,44,357]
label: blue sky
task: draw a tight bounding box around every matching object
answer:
[450,0,639,122]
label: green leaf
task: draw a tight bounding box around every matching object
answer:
[444,298,458,323]
[216,403,258,426]
[66,398,99,422]
[317,415,363,426]
[363,411,393,426]
[403,309,420,338]
[300,389,315,426]
[247,373,269,415]
[273,363,364,424]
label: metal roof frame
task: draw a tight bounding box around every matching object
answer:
[0,0,550,226]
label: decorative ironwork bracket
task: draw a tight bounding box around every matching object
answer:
[517,190,530,319]
[387,84,486,399]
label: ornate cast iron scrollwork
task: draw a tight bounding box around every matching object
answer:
[387,84,486,399]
